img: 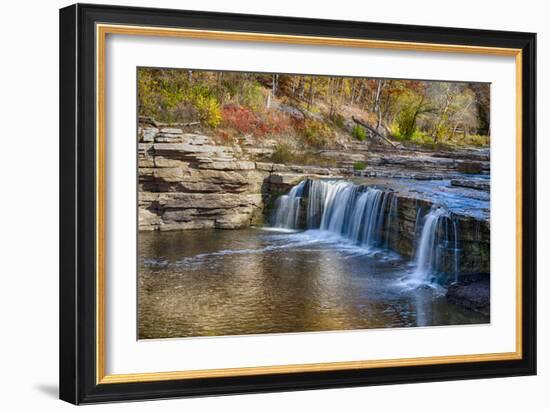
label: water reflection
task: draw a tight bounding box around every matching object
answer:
[138,229,488,339]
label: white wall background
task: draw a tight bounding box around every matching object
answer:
[0,0,546,407]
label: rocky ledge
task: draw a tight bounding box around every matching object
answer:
[139,125,265,230]
[354,150,489,180]
[450,178,490,191]
[138,124,348,231]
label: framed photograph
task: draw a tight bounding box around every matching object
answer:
[59,3,536,404]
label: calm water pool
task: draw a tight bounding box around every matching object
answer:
[138,228,488,339]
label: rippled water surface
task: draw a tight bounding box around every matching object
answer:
[138,228,488,339]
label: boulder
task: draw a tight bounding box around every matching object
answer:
[446,279,490,316]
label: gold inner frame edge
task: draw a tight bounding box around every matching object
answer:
[95,23,523,385]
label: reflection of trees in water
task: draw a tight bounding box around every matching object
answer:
[138,229,489,339]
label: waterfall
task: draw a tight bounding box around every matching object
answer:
[272,179,397,249]
[452,219,459,283]
[411,206,460,285]
[271,178,466,287]
[384,194,398,249]
[319,182,359,235]
[358,189,387,247]
[412,207,423,257]
[272,180,306,229]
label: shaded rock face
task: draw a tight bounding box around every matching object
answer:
[390,195,490,276]
[446,278,490,316]
[138,125,268,231]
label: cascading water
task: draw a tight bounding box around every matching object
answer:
[272,180,306,229]
[410,206,461,285]
[272,179,397,249]
[384,194,398,249]
[271,179,464,286]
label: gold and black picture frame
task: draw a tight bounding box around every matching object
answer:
[59,3,536,404]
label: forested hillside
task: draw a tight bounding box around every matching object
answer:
[138,68,490,151]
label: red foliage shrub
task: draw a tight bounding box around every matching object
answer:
[221,105,258,134]
[290,116,306,132]
[221,104,291,137]
[262,110,291,135]
[216,129,232,142]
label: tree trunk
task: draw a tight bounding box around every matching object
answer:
[356,81,365,104]
[307,77,315,110]
[372,79,385,131]
[352,116,398,148]
[296,77,304,98]
[405,94,426,138]
[350,79,356,104]
[372,79,383,113]
[431,94,453,143]
[272,74,278,97]
[328,77,335,117]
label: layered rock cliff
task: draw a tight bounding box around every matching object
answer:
[138,123,349,230]
[138,125,267,230]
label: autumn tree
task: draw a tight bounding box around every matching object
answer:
[138,67,489,148]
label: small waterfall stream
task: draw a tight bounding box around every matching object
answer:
[272,180,306,229]
[411,206,461,285]
[271,179,462,286]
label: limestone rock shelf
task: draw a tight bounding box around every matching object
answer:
[138,122,351,231]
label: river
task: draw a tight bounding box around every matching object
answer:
[139,223,488,339]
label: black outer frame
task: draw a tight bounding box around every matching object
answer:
[59,3,537,405]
